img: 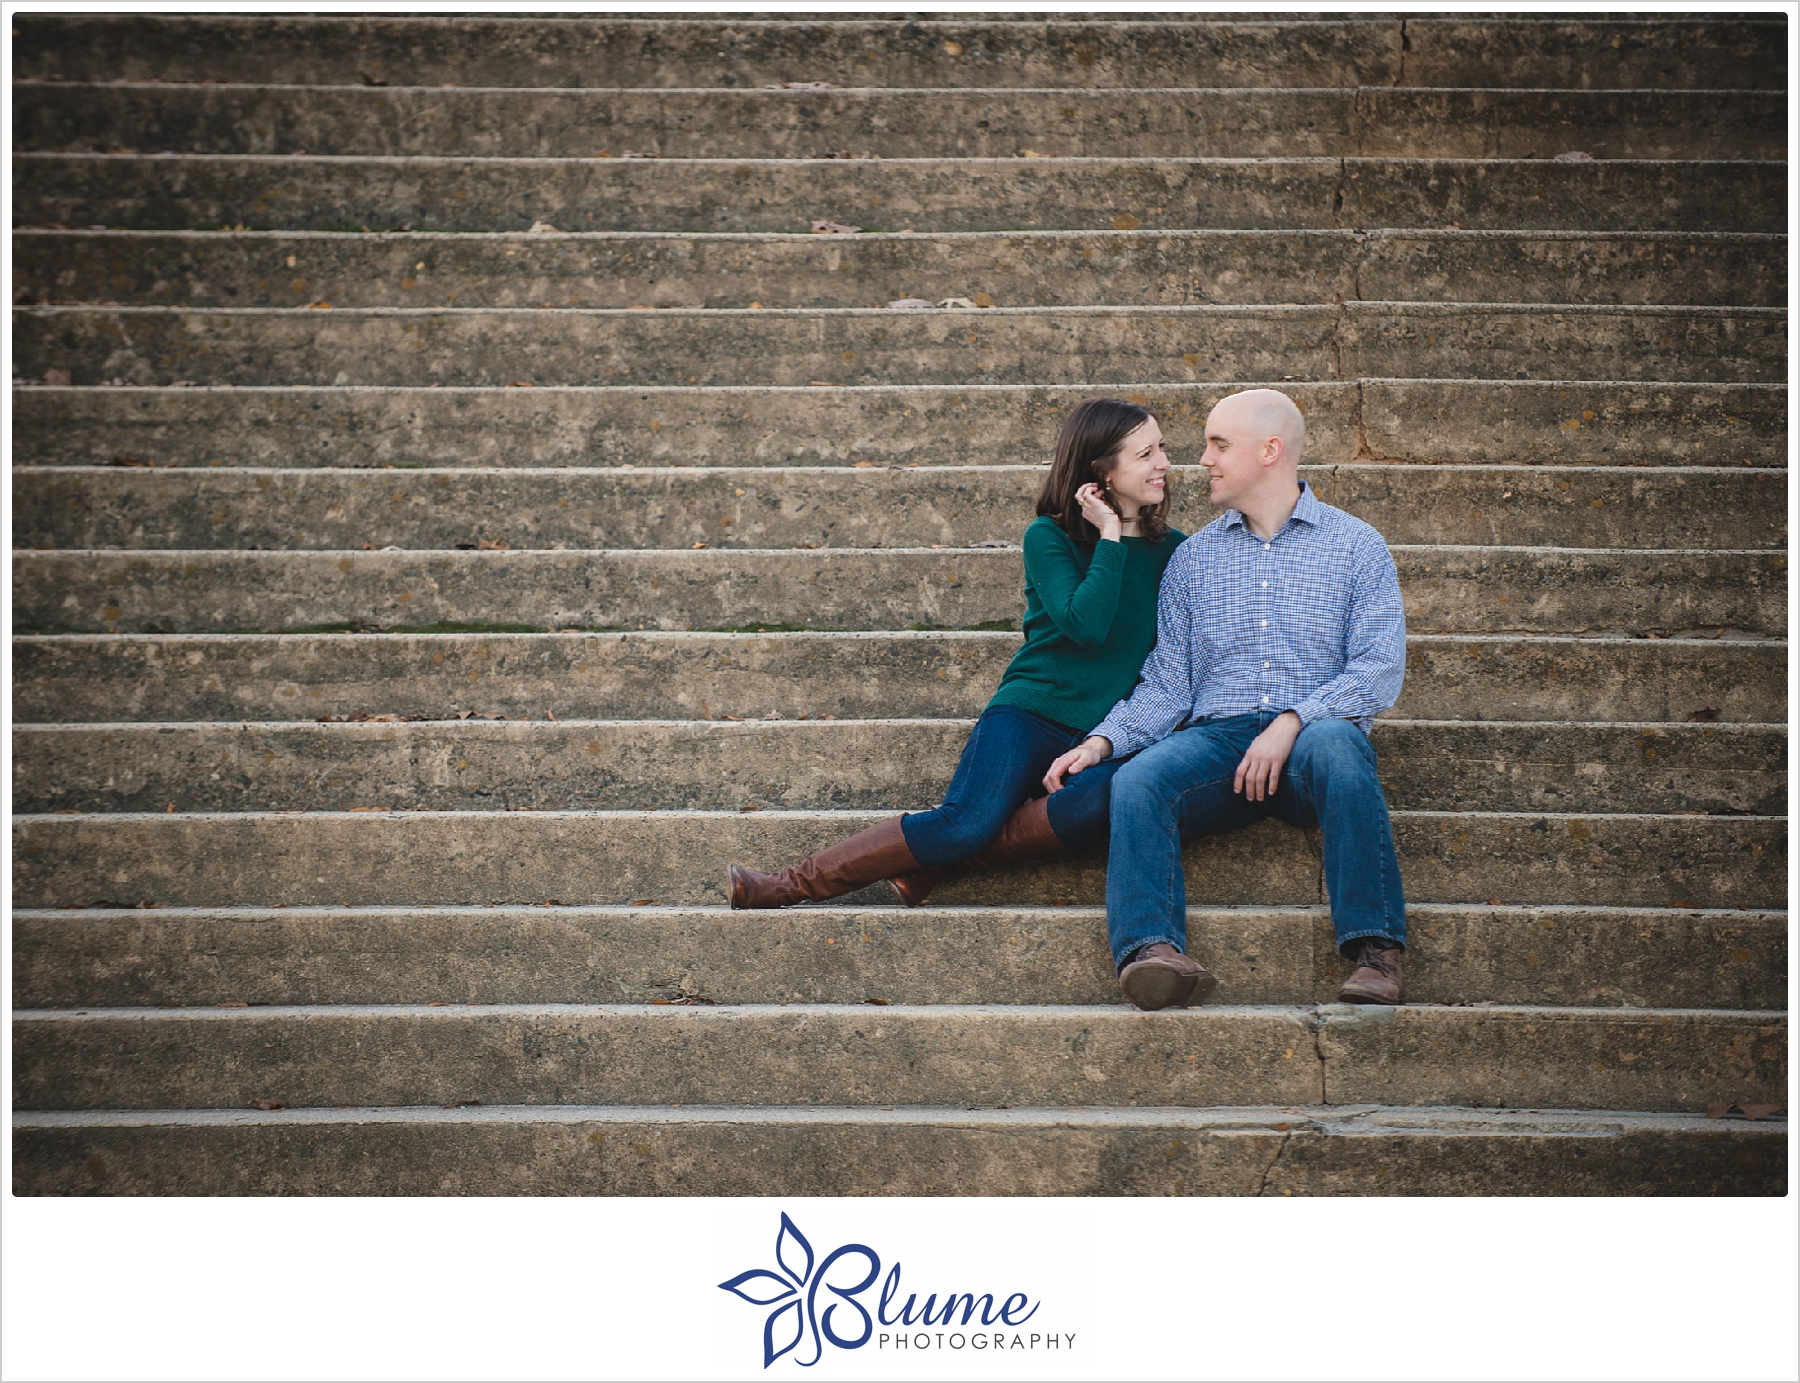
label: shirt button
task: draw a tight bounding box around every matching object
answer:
[1261,696,1270,704]
[1261,581,1269,589]
[1263,661,1271,669]
[1263,543,1271,551]
[1260,620,1268,628]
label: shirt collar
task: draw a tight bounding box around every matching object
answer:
[1224,480,1319,533]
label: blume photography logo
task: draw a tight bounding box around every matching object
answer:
[718,1212,1067,1370]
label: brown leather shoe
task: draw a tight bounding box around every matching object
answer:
[1118,942,1219,1012]
[885,795,1066,907]
[1338,939,1405,1005]
[729,817,921,909]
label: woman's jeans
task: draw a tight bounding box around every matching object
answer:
[900,705,1126,868]
[1105,712,1407,970]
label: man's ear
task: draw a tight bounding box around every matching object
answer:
[1260,434,1282,469]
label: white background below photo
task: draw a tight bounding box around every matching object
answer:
[2,1195,1798,1381]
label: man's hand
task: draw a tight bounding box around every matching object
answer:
[1045,736,1112,793]
[1234,711,1302,802]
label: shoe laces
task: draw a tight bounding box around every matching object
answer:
[1355,943,1398,976]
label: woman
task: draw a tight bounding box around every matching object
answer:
[729,396,1185,909]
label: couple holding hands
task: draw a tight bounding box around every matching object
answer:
[730,388,1410,1010]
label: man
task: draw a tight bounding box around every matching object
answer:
[1044,388,1409,1011]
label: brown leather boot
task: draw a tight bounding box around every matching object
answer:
[1338,939,1405,1005]
[885,796,1067,907]
[729,817,921,909]
[1118,942,1219,1012]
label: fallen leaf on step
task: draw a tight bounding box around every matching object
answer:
[476,538,511,550]
[810,220,862,234]
[507,381,533,388]
[853,460,876,467]
[692,541,708,549]
[427,1001,449,1006]
[864,997,891,1005]
[972,292,996,308]
[739,805,762,812]
[1553,150,1593,161]
[250,1098,287,1110]
[528,219,560,233]
[1020,149,1043,158]
[1741,1104,1777,1120]
[357,70,388,86]
[1486,898,1501,906]
[632,898,658,906]
[943,41,964,55]
[1439,222,1461,231]
[886,298,934,310]
[43,367,71,386]
[971,538,1015,548]
[307,300,332,310]
[938,296,977,309]
[1687,707,1721,722]
[165,802,176,813]
[1112,213,1139,230]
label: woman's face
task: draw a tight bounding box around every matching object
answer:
[1105,417,1170,514]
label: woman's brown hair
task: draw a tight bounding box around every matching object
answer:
[1035,396,1171,546]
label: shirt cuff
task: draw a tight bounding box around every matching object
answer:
[1088,715,1135,759]
[1289,696,1330,727]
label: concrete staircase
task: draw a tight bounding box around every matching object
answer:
[10,13,1787,1194]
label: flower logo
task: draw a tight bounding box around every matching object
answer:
[718,1213,881,1368]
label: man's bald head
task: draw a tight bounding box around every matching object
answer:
[1200,388,1308,522]
[1209,388,1306,469]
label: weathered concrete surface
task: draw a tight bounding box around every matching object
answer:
[11,1003,1327,1111]
[14,464,1785,553]
[11,1002,1785,1113]
[13,546,1785,636]
[9,809,1786,910]
[1316,1004,1787,1112]
[1356,381,1786,468]
[14,229,1784,309]
[11,1105,1788,1196]
[15,16,1784,91]
[12,632,1785,725]
[12,17,1411,90]
[13,719,1784,816]
[15,304,1785,387]
[17,84,1781,161]
[12,903,1787,1011]
[14,155,1784,235]
[9,381,1783,470]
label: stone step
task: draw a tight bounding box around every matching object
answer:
[14,305,1785,388]
[14,229,1785,309]
[11,1002,1787,1114]
[12,901,1786,1011]
[10,381,1783,470]
[12,719,1783,817]
[14,155,1782,235]
[16,84,1782,161]
[11,1104,1786,1196]
[11,809,1785,910]
[13,15,1784,91]
[12,631,1781,725]
[13,547,1785,637]
[14,465,1784,553]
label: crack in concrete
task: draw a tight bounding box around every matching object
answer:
[1308,1004,1331,1105]
[1394,19,1410,88]
[1255,1126,1292,1196]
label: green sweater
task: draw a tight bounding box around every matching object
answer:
[988,515,1186,733]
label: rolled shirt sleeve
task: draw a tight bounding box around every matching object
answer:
[1089,539,1205,757]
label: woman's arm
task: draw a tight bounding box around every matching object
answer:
[1022,511,1127,649]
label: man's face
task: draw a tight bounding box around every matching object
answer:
[1199,399,1266,510]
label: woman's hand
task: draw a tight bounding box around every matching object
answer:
[1074,482,1123,542]
[1044,736,1112,793]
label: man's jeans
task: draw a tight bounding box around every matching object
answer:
[1105,712,1407,971]
[901,704,1128,867]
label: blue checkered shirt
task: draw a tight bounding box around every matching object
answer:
[1090,482,1406,757]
